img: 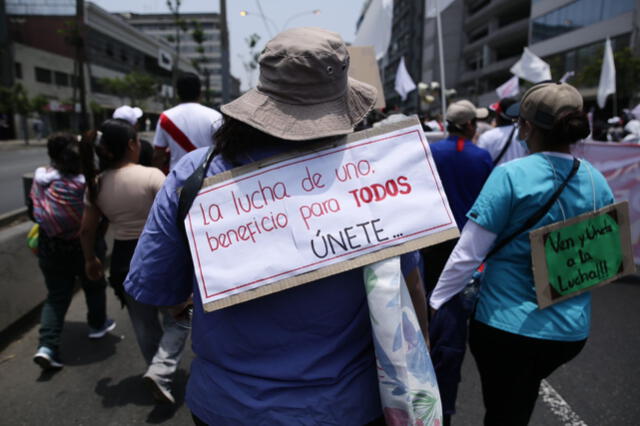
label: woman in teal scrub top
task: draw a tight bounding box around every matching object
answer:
[429,82,615,426]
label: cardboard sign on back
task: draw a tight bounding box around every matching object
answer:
[530,201,635,309]
[184,117,459,312]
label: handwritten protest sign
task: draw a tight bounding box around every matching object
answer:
[530,201,635,309]
[185,117,459,312]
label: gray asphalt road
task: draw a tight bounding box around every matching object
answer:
[0,290,195,426]
[0,144,48,215]
[0,277,638,425]
[454,276,640,426]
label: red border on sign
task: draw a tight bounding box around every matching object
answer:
[188,128,453,300]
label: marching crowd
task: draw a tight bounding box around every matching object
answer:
[27,27,616,426]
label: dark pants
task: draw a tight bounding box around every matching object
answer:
[37,233,107,353]
[428,292,468,419]
[109,239,139,308]
[191,413,386,426]
[422,238,463,422]
[469,319,586,426]
[421,238,458,295]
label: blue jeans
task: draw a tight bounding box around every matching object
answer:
[112,239,189,385]
[124,294,190,385]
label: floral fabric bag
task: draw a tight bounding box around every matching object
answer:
[364,256,442,426]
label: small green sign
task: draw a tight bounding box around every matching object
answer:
[544,212,622,298]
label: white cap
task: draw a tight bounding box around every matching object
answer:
[113,105,143,126]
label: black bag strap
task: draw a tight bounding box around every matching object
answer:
[493,125,517,166]
[177,145,216,238]
[482,157,580,262]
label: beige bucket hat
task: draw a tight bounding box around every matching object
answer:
[221,27,377,141]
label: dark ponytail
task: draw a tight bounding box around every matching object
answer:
[79,119,137,204]
[544,110,590,148]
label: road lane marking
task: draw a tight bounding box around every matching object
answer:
[539,379,588,426]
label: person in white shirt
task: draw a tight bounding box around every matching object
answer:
[477,98,528,165]
[152,73,222,171]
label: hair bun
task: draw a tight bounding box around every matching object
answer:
[552,111,590,145]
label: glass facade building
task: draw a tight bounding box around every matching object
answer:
[532,0,635,43]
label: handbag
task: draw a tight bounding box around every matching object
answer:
[461,157,581,311]
[27,223,39,255]
[365,257,442,426]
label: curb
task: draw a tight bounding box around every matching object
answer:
[0,208,28,230]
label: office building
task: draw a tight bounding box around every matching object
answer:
[122,12,228,106]
[457,0,531,106]
[5,0,195,137]
[528,0,639,111]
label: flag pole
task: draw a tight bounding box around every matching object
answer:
[435,1,447,119]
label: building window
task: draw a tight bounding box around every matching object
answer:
[14,62,22,79]
[35,67,52,84]
[532,0,635,43]
[54,71,69,86]
[542,34,630,88]
[468,0,490,15]
[469,27,488,43]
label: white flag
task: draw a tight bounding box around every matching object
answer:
[510,48,551,83]
[559,71,575,83]
[426,0,456,18]
[394,57,416,101]
[496,75,519,99]
[597,38,616,109]
[353,0,393,60]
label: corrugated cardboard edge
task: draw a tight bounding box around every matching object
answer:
[347,46,386,110]
[204,227,459,312]
[194,116,457,312]
[530,200,636,309]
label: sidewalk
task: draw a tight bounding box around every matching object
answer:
[0,132,155,151]
[0,138,47,151]
[0,289,194,425]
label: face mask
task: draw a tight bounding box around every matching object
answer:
[515,121,530,154]
[518,137,530,154]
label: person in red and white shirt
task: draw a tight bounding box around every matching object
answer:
[152,73,222,171]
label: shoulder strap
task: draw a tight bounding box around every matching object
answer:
[483,157,580,261]
[177,145,216,238]
[493,125,517,165]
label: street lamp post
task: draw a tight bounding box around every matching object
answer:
[220,0,230,103]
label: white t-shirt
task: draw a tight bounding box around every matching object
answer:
[477,124,528,165]
[153,102,223,170]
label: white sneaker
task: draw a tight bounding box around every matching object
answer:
[88,319,116,339]
[143,374,175,404]
[33,347,64,370]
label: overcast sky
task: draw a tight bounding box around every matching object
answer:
[91,0,364,90]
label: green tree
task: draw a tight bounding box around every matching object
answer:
[572,47,640,107]
[241,33,261,88]
[0,84,49,145]
[167,0,187,100]
[99,72,158,106]
[190,20,210,104]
